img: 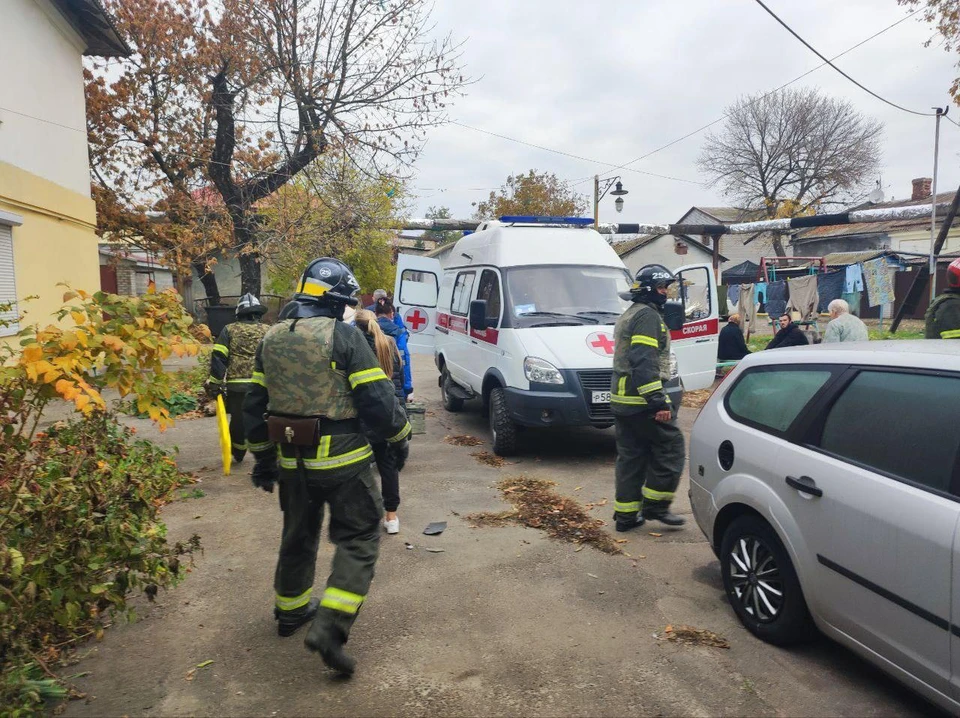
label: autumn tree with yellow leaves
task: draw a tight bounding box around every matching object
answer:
[87,0,467,300]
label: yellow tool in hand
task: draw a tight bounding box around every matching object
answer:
[216,394,231,476]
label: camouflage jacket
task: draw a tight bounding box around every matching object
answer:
[243,315,410,476]
[610,299,671,416]
[925,291,960,339]
[210,320,269,389]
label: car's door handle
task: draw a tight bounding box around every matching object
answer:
[786,475,823,498]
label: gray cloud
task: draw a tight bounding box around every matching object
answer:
[410,0,960,225]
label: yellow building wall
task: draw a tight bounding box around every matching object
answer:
[0,160,100,331]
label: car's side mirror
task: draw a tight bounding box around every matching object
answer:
[663,301,684,331]
[469,300,488,331]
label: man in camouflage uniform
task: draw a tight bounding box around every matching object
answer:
[244,257,410,676]
[610,264,686,532]
[925,257,960,340]
[207,294,269,463]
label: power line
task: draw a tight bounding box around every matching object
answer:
[752,0,935,117]
[603,8,924,178]
[449,121,703,186]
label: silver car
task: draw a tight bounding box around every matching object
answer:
[689,341,960,713]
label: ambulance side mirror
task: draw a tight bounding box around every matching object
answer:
[663,301,684,331]
[469,300,488,331]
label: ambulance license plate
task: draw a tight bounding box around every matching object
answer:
[591,391,611,404]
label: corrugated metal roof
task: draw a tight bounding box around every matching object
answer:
[52,0,131,57]
[697,207,765,222]
[613,234,660,256]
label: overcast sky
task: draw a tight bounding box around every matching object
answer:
[406,0,960,226]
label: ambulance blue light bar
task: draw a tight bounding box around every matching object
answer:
[499,216,594,226]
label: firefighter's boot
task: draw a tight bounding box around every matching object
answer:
[274,597,319,637]
[614,513,646,533]
[642,504,686,527]
[304,610,356,676]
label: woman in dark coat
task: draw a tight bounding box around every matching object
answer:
[718,313,751,361]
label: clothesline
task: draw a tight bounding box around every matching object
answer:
[725,257,896,325]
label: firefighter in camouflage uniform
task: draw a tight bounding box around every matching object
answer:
[611,264,686,532]
[243,257,410,677]
[206,294,270,463]
[925,257,960,340]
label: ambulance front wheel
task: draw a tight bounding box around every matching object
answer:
[489,387,518,456]
[440,367,464,412]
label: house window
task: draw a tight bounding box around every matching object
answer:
[0,222,20,337]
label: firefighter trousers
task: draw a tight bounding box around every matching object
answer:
[274,463,383,638]
[613,413,685,517]
[225,389,248,460]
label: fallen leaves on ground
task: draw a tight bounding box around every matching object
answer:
[663,624,730,649]
[681,389,714,409]
[470,451,506,468]
[465,476,622,554]
[445,434,484,447]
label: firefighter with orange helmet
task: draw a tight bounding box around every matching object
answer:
[925,258,960,340]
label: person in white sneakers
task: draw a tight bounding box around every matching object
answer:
[355,309,406,534]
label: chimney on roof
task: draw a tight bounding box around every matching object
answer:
[911,177,932,201]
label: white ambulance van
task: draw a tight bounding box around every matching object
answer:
[394,216,719,455]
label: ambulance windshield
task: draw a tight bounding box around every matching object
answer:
[506,265,631,325]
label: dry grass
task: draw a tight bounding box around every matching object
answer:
[681,389,714,409]
[445,434,484,447]
[470,451,506,468]
[663,624,730,649]
[466,476,622,554]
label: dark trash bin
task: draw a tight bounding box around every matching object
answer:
[205,305,235,338]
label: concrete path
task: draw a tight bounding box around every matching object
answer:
[61,362,934,716]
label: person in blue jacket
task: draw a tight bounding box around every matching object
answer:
[375,300,413,400]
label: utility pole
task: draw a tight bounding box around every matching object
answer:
[929,107,947,302]
[594,175,600,228]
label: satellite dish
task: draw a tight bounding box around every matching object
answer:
[868,187,884,204]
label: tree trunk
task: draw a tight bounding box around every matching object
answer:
[233,217,262,295]
[192,258,221,305]
[771,231,787,257]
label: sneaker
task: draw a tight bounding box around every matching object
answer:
[383,517,400,534]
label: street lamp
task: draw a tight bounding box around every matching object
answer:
[594,176,629,225]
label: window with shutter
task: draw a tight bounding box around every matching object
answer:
[0,225,19,336]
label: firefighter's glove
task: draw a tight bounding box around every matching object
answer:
[251,455,279,493]
[390,438,410,473]
[204,380,223,399]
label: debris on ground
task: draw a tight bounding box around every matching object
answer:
[648,532,663,538]
[444,434,484,447]
[662,624,730,649]
[681,389,714,409]
[584,498,608,510]
[465,476,623,554]
[470,451,507,468]
[423,521,447,536]
[425,548,445,553]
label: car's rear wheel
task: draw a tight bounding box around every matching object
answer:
[440,367,464,412]
[720,514,814,646]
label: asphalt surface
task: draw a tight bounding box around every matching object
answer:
[61,361,936,717]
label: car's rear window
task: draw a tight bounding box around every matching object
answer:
[819,370,960,492]
[726,368,833,434]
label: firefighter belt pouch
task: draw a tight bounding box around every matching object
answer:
[267,415,320,446]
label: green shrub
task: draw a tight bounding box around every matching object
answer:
[0,414,198,715]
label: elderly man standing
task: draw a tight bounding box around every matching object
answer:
[823,299,869,343]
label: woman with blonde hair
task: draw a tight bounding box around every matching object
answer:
[354,309,406,534]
